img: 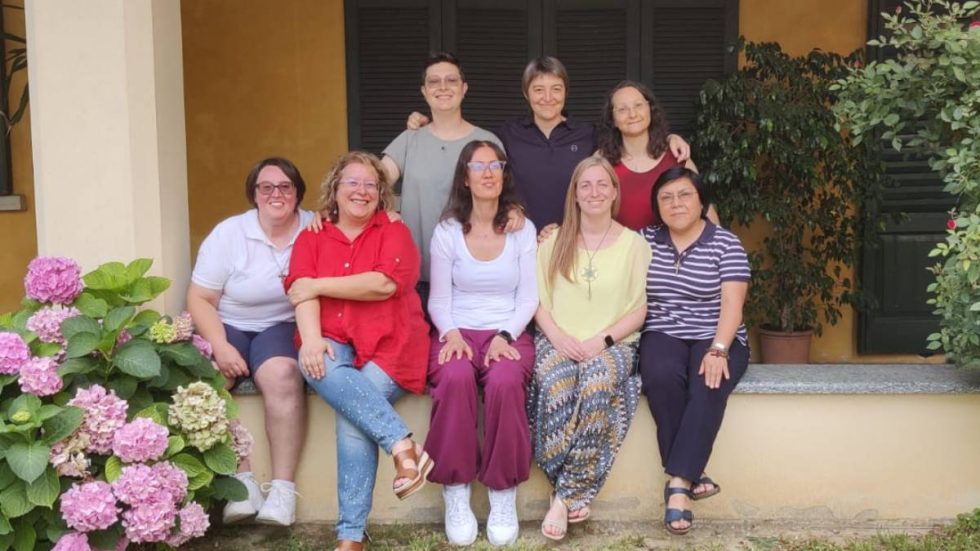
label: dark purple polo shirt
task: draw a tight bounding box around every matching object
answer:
[496,115,596,228]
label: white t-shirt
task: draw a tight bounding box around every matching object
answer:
[192,209,314,332]
[427,218,538,340]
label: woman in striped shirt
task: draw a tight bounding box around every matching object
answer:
[638,166,750,535]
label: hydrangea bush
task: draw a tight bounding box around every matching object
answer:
[0,257,252,550]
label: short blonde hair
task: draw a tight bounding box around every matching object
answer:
[318,151,395,223]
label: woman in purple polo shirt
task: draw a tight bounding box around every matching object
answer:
[638,167,750,536]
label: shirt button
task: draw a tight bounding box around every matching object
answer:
[395,257,400,263]
[337,313,342,317]
[344,262,350,268]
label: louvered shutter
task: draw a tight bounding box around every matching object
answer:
[345,0,436,153]
[551,0,632,124]
[446,0,535,130]
[858,0,947,353]
[645,0,736,137]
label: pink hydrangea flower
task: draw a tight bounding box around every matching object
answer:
[112,417,169,463]
[52,532,91,551]
[27,305,81,345]
[228,419,254,461]
[0,331,29,375]
[191,334,212,359]
[24,256,84,305]
[19,356,63,396]
[59,481,120,533]
[165,502,210,546]
[69,384,128,455]
[121,500,177,543]
[113,462,187,507]
[115,329,132,348]
[173,312,194,341]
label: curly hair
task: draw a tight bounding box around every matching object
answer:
[596,80,670,165]
[317,151,395,223]
[442,141,523,234]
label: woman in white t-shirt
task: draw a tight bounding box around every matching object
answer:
[186,157,313,527]
[423,141,538,547]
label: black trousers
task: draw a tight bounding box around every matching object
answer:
[638,331,749,483]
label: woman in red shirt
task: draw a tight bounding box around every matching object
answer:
[285,151,432,551]
[596,80,718,229]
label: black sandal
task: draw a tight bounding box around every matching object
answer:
[692,475,721,501]
[663,485,694,535]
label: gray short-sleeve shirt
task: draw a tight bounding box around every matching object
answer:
[383,126,503,281]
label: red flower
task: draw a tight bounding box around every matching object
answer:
[895,5,902,13]
[853,60,863,69]
[947,219,957,230]
[970,21,980,28]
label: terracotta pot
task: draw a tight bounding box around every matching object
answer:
[757,327,814,363]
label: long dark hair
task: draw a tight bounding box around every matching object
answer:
[442,140,523,234]
[596,80,670,165]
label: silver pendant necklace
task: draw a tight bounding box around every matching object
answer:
[268,246,289,281]
[580,221,613,300]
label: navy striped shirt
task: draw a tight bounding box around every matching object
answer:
[641,222,751,344]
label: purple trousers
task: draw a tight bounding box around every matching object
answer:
[423,328,534,490]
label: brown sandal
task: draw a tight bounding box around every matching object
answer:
[334,540,363,551]
[391,441,434,500]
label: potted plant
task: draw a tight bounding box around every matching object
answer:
[693,41,886,362]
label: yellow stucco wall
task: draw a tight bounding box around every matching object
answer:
[180,0,348,256]
[0,5,36,314]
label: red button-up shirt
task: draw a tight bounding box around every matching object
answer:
[285,211,429,394]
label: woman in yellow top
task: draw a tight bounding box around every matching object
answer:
[530,155,651,541]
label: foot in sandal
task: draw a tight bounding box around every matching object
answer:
[391,438,434,500]
[540,494,568,541]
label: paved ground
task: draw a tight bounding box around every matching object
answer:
[183,518,949,550]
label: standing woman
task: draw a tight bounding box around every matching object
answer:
[597,80,718,230]
[639,167,750,535]
[425,141,538,546]
[285,151,433,551]
[530,155,651,541]
[187,157,312,526]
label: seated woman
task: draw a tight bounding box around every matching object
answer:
[186,157,312,526]
[530,155,650,541]
[638,167,750,535]
[425,141,538,546]
[284,151,433,551]
[596,80,718,230]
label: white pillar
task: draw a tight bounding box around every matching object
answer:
[26,0,189,313]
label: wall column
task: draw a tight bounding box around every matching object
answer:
[25,0,189,313]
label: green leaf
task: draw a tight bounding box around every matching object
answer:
[212,475,248,502]
[6,442,50,483]
[0,515,9,536]
[104,455,123,483]
[131,310,161,328]
[106,376,137,399]
[36,405,62,421]
[65,331,99,358]
[188,469,214,491]
[73,292,109,318]
[10,519,33,551]
[171,453,206,478]
[159,341,206,367]
[0,462,15,491]
[59,316,101,341]
[125,258,154,280]
[203,442,237,475]
[57,357,99,377]
[86,524,123,550]
[0,480,32,518]
[103,305,135,332]
[219,388,239,418]
[26,467,59,508]
[112,339,161,378]
[165,435,185,457]
[41,406,83,445]
[82,262,129,291]
[31,342,63,358]
[120,277,171,304]
[133,403,167,426]
[7,395,41,418]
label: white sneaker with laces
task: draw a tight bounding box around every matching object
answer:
[255,480,299,526]
[487,486,519,546]
[443,483,478,546]
[223,472,264,524]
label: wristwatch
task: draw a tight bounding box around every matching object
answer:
[496,330,515,344]
[604,334,615,348]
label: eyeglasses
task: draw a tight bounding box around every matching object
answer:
[339,178,380,192]
[424,75,462,89]
[612,101,649,117]
[657,190,698,204]
[466,160,506,172]
[257,182,296,196]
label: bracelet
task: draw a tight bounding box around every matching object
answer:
[705,348,729,359]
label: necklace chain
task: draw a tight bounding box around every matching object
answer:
[580,221,613,300]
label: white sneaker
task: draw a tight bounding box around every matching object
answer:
[223,472,264,524]
[255,480,298,526]
[443,483,478,546]
[487,486,519,546]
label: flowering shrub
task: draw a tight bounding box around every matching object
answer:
[833,0,980,367]
[0,257,251,550]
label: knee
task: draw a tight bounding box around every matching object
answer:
[256,359,305,396]
[431,359,478,393]
[484,362,527,395]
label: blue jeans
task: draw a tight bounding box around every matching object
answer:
[300,338,410,542]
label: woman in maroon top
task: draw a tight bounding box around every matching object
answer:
[285,151,432,551]
[597,80,718,229]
